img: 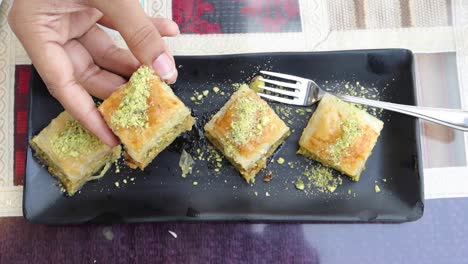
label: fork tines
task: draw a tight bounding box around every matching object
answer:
[256,70,305,105]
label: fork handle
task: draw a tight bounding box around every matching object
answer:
[337,95,468,131]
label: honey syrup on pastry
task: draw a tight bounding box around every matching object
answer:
[51,120,103,157]
[111,65,155,128]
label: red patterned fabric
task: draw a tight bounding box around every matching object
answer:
[14,65,31,186]
[236,0,300,32]
[172,0,301,34]
[173,0,222,34]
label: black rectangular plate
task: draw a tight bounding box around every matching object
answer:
[24,49,424,224]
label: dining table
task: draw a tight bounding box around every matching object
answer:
[1,0,468,263]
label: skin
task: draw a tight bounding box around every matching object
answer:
[8,0,180,147]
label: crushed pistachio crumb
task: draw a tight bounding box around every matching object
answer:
[322,80,386,118]
[111,66,154,128]
[197,94,203,100]
[190,97,196,101]
[254,191,258,196]
[202,90,209,96]
[277,157,285,164]
[114,181,120,188]
[249,76,265,92]
[52,120,103,157]
[275,105,294,121]
[375,184,381,193]
[123,179,127,184]
[265,192,270,197]
[228,94,270,145]
[295,179,305,190]
[295,109,306,115]
[130,178,135,181]
[193,181,198,186]
[213,86,220,93]
[348,189,352,194]
[326,185,337,193]
[304,166,342,193]
[232,83,243,90]
[328,117,362,165]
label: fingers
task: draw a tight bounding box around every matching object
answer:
[151,17,180,37]
[56,79,120,147]
[64,39,126,99]
[88,0,177,83]
[9,2,118,146]
[80,25,177,81]
[99,16,180,37]
[67,8,103,39]
[29,41,118,146]
[79,25,140,78]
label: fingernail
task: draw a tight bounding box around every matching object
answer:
[152,52,177,81]
[166,70,178,85]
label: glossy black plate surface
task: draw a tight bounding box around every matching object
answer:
[24,50,423,224]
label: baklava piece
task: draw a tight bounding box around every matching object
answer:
[99,66,194,169]
[298,94,384,181]
[205,85,290,183]
[30,112,121,195]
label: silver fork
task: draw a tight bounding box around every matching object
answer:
[257,71,468,131]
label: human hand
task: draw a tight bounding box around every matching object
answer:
[8,0,180,146]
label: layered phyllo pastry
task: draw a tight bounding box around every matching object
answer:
[30,111,121,195]
[298,94,383,181]
[99,66,194,169]
[205,85,290,183]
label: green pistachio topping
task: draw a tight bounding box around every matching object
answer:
[328,117,361,165]
[375,184,381,193]
[295,179,305,190]
[249,76,265,92]
[111,66,155,128]
[52,120,103,157]
[304,166,342,193]
[228,94,270,145]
